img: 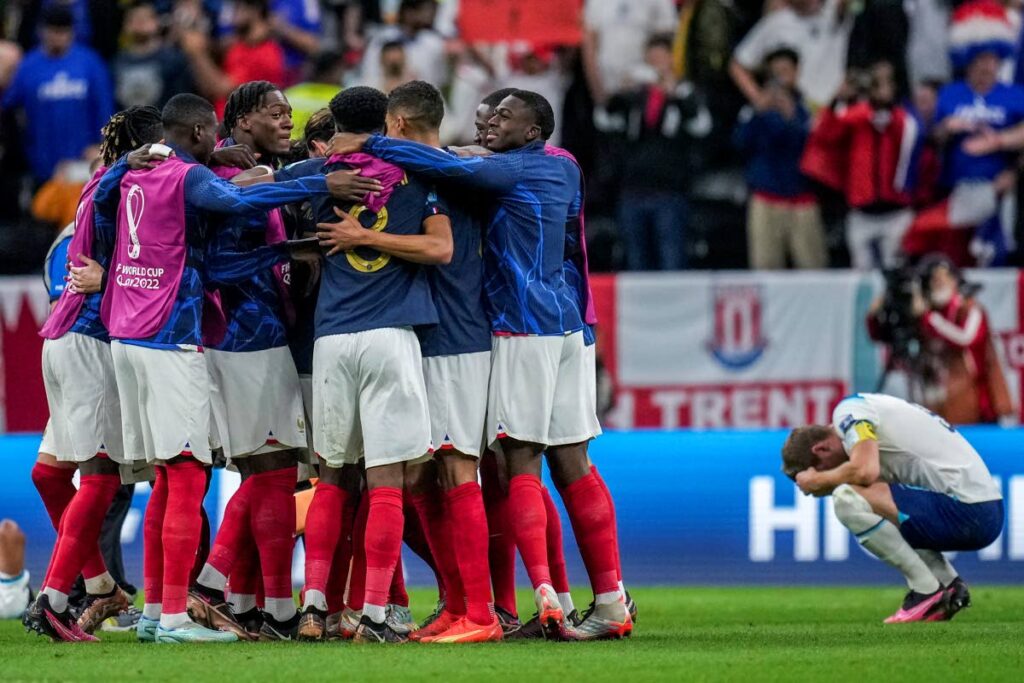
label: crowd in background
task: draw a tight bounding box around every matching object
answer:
[4,0,1024,274]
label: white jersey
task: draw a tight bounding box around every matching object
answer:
[831,393,1001,504]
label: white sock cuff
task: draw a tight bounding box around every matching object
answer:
[265,597,297,622]
[142,603,162,620]
[228,593,256,614]
[197,565,228,593]
[84,572,116,595]
[302,589,328,612]
[363,603,386,624]
[159,612,190,629]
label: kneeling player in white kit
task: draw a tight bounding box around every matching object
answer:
[783,393,1004,623]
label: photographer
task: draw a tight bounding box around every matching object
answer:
[868,256,1014,424]
[802,60,920,270]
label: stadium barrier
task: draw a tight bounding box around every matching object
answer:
[1,429,1021,587]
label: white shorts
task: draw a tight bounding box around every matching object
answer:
[205,347,307,460]
[111,341,212,464]
[313,327,432,469]
[297,373,317,469]
[487,331,602,450]
[42,333,124,463]
[38,419,57,456]
[423,351,490,457]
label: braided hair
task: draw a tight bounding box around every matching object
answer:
[99,106,163,167]
[222,80,279,137]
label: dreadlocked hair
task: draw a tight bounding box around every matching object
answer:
[222,80,279,135]
[99,106,163,167]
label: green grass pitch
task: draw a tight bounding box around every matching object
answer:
[3,586,1023,682]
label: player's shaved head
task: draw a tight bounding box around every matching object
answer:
[161,93,218,164]
[781,425,836,480]
[387,80,445,134]
[330,86,387,134]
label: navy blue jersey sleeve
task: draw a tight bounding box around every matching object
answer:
[185,165,328,214]
[205,242,289,286]
[423,186,449,221]
[275,158,325,182]
[364,135,520,194]
[93,158,130,223]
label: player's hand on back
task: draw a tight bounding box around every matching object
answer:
[67,253,104,294]
[126,143,170,170]
[317,206,368,256]
[325,169,383,203]
[328,132,371,156]
[210,143,259,170]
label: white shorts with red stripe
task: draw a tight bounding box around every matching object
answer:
[422,350,490,458]
[111,341,212,464]
[205,346,307,463]
[42,333,124,463]
[486,331,602,451]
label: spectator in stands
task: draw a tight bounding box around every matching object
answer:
[904,0,1024,266]
[803,60,920,269]
[582,0,677,106]
[729,0,852,109]
[181,0,286,115]
[911,79,944,209]
[906,0,952,86]
[361,0,447,90]
[370,40,413,93]
[0,4,112,186]
[113,1,194,110]
[267,0,322,85]
[734,48,826,270]
[284,51,345,140]
[607,35,711,270]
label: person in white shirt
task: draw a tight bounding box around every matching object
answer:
[730,0,852,109]
[582,0,678,104]
[781,393,1003,624]
[0,520,31,620]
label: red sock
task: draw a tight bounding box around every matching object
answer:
[481,457,516,616]
[248,467,297,601]
[561,473,618,596]
[347,493,369,611]
[403,499,444,602]
[31,462,76,530]
[409,490,465,616]
[205,477,254,580]
[388,556,409,607]
[42,472,120,594]
[325,493,357,613]
[508,474,551,589]
[302,482,345,599]
[363,487,404,613]
[162,458,207,615]
[446,482,494,625]
[144,467,169,606]
[542,486,571,595]
[590,465,622,582]
[228,535,261,606]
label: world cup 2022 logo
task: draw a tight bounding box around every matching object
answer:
[707,284,768,370]
[126,184,145,259]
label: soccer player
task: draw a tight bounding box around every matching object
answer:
[782,393,1004,623]
[188,81,311,641]
[24,107,165,643]
[330,89,628,640]
[303,85,452,644]
[318,81,499,643]
[97,93,344,644]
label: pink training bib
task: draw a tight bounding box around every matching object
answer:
[545,144,597,326]
[327,152,405,213]
[39,167,107,339]
[101,155,195,339]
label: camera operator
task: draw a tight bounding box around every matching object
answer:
[868,256,1014,425]
[802,59,919,270]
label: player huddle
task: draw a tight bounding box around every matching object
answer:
[26,80,632,644]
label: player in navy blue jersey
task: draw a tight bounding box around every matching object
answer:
[292,86,453,644]
[95,93,356,644]
[330,90,628,639]
[317,81,499,643]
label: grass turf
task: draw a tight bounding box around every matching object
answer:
[3,586,1023,682]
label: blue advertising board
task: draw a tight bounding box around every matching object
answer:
[1,428,1021,588]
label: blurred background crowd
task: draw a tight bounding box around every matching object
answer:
[4,0,1024,276]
